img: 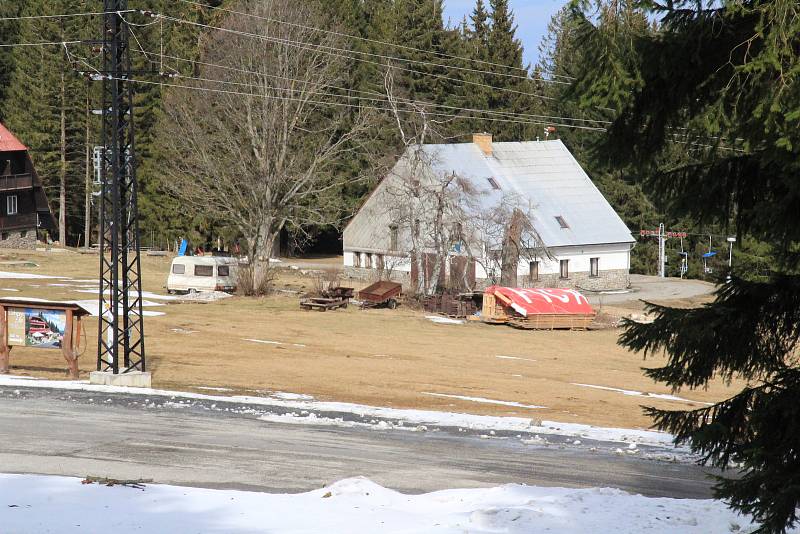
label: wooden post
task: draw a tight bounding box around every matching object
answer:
[62,309,79,379]
[0,304,9,374]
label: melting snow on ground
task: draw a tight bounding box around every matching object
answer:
[422,391,545,409]
[572,383,714,406]
[244,338,306,348]
[424,315,465,325]
[0,270,58,279]
[0,473,770,534]
[496,355,537,362]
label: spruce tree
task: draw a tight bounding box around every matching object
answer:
[3,0,88,245]
[571,0,800,531]
[0,2,23,121]
[487,0,534,140]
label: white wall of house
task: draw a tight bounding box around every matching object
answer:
[345,242,631,281]
[518,243,631,277]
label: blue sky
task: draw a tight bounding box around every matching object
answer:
[442,0,568,67]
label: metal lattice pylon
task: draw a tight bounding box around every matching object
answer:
[97,1,146,373]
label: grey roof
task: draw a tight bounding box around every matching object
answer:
[419,140,634,247]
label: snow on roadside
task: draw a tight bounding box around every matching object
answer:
[0,473,767,534]
[0,374,675,447]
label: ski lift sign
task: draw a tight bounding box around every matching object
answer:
[7,308,66,349]
[640,229,688,238]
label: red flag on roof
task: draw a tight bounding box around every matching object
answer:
[485,286,594,317]
[0,122,27,152]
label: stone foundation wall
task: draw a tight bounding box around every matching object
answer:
[343,266,412,286]
[0,230,37,249]
[520,269,630,291]
[344,266,630,292]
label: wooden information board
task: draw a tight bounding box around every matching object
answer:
[0,298,90,379]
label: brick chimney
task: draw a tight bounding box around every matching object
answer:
[473,132,493,157]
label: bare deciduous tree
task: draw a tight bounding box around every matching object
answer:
[382,68,550,295]
[158,0,372,290]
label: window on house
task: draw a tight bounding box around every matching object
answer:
[364,253,372,269]
[389,225,398,251]
[352,252,361,268]
[1,232,8,240]
[560,259,569,279]
[590,257,599,277]
[217,265,230,277]
[376,254,385,270]
[7,195,18,216]
[555,215,569,229]
[172,263,185,274]
[487,177,501,190]
[529,261,539,282]
[194,265,213,277]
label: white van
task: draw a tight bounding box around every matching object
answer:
[166,256,238,294]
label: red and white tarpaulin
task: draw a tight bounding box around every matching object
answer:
[485,286,594,317]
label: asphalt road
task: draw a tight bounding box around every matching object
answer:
[0,386,720,499]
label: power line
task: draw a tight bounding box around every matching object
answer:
[172,0,575,82]
[155,12,564,103]
[0,9,135,21]
[169,71,609,128]
[113,75,608,131]
[0,40,83,48]
[131,47,611,127]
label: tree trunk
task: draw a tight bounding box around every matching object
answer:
[59,68,67,246]
[500,209,524,287]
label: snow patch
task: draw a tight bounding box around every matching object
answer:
[0,271,56,279]
[422,392,545,410]
[424,315,465,325]
[0,473,773,534]
[572,383,714,406]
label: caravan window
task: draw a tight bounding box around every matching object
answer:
[195,265,213,277]
[217,265,230,277]
[172,263,185,274]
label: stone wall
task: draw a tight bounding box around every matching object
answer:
[344,266,630,292]
[0,230,37,249]
[343,266,412,286]
[520,269,630,291]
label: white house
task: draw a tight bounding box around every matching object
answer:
[343,134,635,291]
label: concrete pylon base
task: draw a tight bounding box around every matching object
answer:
[89,371,152,388]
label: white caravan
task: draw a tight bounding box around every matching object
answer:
[166,256,238,294]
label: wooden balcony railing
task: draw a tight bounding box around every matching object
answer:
[0,174,33,192]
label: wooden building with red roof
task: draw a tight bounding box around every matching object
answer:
[0,122,55,248]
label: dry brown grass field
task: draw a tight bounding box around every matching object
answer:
[0,248,737,429]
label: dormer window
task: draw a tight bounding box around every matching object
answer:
[555,215,569,229]
[487,177,500,190]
